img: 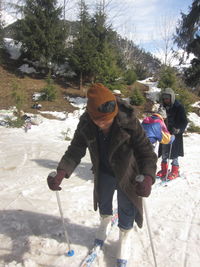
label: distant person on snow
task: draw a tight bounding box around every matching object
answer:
[141,106,175,149]
[32,102,42,110]
[113,89,122,97]
[157,88,188,180]
[47,83,157,267]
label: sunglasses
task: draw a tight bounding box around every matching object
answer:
[98,100,116,113]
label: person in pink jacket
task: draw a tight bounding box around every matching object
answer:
[142,107,175,148]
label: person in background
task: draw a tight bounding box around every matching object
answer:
[157,88,188,180]
[47,83,157,267]
[32,102,42,110]
[113,89,122,97]
[142,106,175,149]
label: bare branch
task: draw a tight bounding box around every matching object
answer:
[152,15,177,66]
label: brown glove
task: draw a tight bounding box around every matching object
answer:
[135,175,153,197]
[47,170,66,191]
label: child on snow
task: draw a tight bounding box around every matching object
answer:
[142,106,175,148]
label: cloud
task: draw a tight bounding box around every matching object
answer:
[61,0,191,47]
[152,48,195,67]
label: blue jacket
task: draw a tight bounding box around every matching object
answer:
[142,114,174,145]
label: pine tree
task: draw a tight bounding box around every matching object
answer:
[69,0,122,86]
[90,6,121,84]
[16,0,67,70]
[157,66,177,89]
[69,0,97,88]
[174,0,200,87]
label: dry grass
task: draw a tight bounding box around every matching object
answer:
[0,56,87,115]
[0,53,153,118]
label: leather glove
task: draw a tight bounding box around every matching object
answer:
[135,175,153,197]
[172,127,180,135]
[47,170,66,191]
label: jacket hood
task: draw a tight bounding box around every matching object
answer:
[143,114,162,124]
[152,113,164,121]
[160,88,175,106]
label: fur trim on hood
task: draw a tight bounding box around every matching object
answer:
[160,88,175,106]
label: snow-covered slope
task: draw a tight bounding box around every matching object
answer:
[0,90,200,267]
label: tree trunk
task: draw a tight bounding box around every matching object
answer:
[79,72,83,91]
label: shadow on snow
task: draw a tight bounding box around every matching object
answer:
[0,209,98,264]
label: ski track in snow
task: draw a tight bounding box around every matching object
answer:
[182,199,200,267]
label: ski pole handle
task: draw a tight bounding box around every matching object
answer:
[49,171,57,178]
[135,174,145,182]
[47,170,65,191]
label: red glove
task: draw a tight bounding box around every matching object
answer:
[47,170,66,191]
[135,175,153,197]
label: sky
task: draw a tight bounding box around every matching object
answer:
[1,0,195,62]
[0,82,200,266]
[62,0,194,53]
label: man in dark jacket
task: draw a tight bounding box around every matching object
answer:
[47,83,157,266]
[157,88,188,180]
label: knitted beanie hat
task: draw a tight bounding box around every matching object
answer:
[87,83,118,121]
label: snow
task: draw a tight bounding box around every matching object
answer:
[18,64,37,74]
[1,11,17,27]
[3,38,76,76]
[188,113,200,127]
[0,84,200,267]
[4,38,21,60]
[192,101,200,108]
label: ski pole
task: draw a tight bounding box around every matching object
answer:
[164,142,173,183]
[135,175,158,267]
[143,199,158,267]
[49,171,74,256]
[56,191,74,256]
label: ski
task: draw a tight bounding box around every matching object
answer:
[80,243,102,267]
[80,210,118,267]
[155,172,186,187]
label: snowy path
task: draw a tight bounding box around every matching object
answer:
[0,120,200,266]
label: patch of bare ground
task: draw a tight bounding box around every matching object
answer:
[0,61,87,117]
[0,53,153,119]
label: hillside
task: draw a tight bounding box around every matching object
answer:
[0,50,154,119]
[0,53,88,115]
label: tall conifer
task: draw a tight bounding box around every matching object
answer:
[69,0,97,87]
[90,6,121,83]
[17,0,67,69]
[174,0,200,87]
